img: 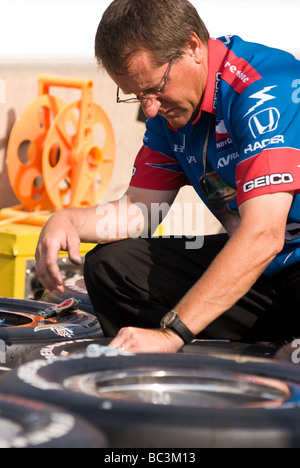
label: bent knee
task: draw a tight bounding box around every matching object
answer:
[84,238,150,284]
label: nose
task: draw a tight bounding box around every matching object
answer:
[140,97,162,119]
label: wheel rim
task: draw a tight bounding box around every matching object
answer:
[63,367,291,409]
[0,311,34,327]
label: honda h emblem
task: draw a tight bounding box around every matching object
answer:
[248,107,280,138]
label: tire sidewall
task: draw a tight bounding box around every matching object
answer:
[1,353,300,447]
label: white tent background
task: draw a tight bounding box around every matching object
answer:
[0,0,298,62]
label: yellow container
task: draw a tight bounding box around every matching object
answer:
[0,222,94,299]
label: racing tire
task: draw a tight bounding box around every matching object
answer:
[38,338,277,362]
[0,367,10,377]
[2,353,300,448]
[24,337,112,362]
[181,339,278,359]
[0,393,107,448]
[0,297,103,368]
[41,275,95,315]
[22,338,278,365]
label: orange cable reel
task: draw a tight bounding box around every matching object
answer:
[7,94,67,211]
[7,75,116,212]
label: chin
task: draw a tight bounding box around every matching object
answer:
[167,116,190,129]
[165,108,194,129]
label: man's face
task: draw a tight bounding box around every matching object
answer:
[113,40,208,129]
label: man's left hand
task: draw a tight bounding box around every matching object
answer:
[109,327,184,353]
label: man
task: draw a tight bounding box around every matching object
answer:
[35,0,300,353]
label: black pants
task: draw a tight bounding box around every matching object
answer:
[84,235,300,342]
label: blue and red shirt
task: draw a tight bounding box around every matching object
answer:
[130,35,300,276]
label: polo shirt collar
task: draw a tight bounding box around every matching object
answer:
[167,37,228,131]
[192,37,228,124]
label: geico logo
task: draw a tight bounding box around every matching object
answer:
[243,173,294,193]
[244,135,284,154]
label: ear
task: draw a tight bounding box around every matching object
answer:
[185,32,205,64]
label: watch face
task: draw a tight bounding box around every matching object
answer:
[162,311,177,327]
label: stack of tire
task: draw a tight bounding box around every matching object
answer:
[0,295,102,368]
[0,288,109,448]
[0,276,300,448]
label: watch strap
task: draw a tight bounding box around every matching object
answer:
[161,312,195,344]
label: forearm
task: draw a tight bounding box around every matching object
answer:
[35,197,144,292]
[63,186,179,244]
[55,196,145,245]
[108,192,293,354]
[174,221,283,336]
[36,186,177,293]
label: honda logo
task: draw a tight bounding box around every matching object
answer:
[248,107,280,138]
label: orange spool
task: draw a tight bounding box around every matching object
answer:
[42,100,115,209]
[7,75,116,211]
[7,95,67,211]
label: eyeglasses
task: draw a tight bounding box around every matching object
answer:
[116,59,174,104]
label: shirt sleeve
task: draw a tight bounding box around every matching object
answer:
[227,53,300,206]
[130,116,190,191]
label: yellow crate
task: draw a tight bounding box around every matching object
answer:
[0,222,95,299]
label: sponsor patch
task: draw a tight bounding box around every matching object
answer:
[34,325,74,338]
[243,173,294,193]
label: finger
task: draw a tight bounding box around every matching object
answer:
[67,235,82,266]
[109,329,129,350]
[35,244,64,293]
[45,259,64,292]
[37,261,64,293]
[109,336,123,349]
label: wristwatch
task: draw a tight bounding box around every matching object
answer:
[160,311,195,344]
